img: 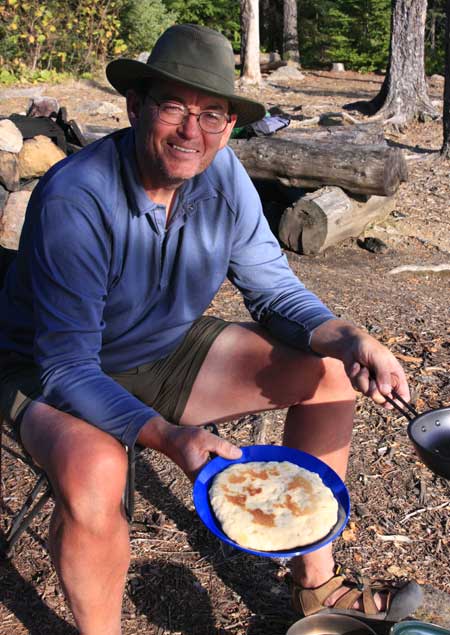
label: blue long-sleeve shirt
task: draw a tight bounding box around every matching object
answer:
[0,128,335,447]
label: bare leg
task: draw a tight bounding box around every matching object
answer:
[20,401,130,635]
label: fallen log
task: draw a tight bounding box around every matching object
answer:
[278,186,396,255]
[278,122,387,145]
[230,137,407,196]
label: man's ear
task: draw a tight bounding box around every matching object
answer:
[219,113,238,149]
[126,89,141,128]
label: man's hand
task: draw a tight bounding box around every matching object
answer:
[310,318,410,407]
[137,416,242,481]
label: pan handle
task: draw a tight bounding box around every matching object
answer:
[384,390,419,421]
[367,372,419,420]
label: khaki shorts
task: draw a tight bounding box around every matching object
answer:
[0,316,229,439]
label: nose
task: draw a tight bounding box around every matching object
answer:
[178,112,201,138]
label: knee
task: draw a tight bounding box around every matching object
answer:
[318,357,356,402]
[51,439,128,535]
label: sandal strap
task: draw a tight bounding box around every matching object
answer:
[295,574,346,616]
[334,587,363,610]
[362,584,379,615]
[294,574,384,617]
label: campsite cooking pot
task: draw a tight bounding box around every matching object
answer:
[384,390,450,479]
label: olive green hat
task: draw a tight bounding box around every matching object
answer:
[106,23,266,128]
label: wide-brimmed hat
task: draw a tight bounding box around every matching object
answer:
[106,23,266,128]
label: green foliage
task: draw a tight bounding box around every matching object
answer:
[298,0,391,71]
[425,0,446,75]
[120,0,177,56]
[0,0,129,79]
[162,0,240,49]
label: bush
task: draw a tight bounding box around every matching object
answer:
[120,0,177,56]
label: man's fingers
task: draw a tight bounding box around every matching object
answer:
[213,437,242,460]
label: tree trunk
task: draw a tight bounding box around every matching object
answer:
[441,0,450,157]
[240,0,262,85]
[283,0,300,64]
[369,0,438,125]
[260,0,283,56]
[279,187,396,255]
[230,137,408,196]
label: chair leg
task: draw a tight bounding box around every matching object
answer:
[124,445,136,523]
[5,473,52,557]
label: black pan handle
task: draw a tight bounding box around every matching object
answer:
[383,389,419,421]
[367,372,419,421]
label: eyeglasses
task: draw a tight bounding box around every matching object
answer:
[147,97,231,134]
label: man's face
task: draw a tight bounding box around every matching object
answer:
[127,80,237,190]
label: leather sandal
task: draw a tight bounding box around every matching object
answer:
[292,570,423,622]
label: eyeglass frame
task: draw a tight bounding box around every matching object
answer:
[145,95,233,134]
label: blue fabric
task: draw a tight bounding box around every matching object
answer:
[0,128,335,447]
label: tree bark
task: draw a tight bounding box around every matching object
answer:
[283,0,300,64]
[278,187,396,255]
[441,0,450,157]
[368,0,438,125]
[278,123,387,145]
[240,0,262,85]
[260,0,282,55]
[230,137,408,196]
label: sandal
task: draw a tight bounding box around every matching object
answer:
[292,570,423,622]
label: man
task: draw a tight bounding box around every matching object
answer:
[0,24,422,635]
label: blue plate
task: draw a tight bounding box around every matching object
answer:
[193,444,350,558]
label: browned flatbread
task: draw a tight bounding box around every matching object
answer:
[209,460,338,551]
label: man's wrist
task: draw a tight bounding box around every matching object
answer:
[136,415,174,452]
[309,318,362,357]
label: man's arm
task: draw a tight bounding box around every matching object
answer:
[225,151,408,407]
[29,194,158,448]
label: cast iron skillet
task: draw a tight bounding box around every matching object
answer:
[384,391,450,479]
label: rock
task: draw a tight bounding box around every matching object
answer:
[0,190,31,250]
[0,151,20,191]
[0,183,9,215]
[430,74,444,83]
[18,135,66,180]
[137,51,150,63]
[73,100,123,117]
[269,65,305,82]
[26,96,60,118]
[260,51,281,64]
[331,62,345,72]
[20,178,40,192]
[0,119,23,154]
[357,236,388,254]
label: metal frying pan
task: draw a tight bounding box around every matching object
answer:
[384,391,450,479]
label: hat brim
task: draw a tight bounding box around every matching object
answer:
[106,59,266,128]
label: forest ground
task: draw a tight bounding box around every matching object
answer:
[0,68,449,635]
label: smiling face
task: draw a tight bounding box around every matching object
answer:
[126,80,237,197]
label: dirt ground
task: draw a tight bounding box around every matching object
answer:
[0,69,449,635]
